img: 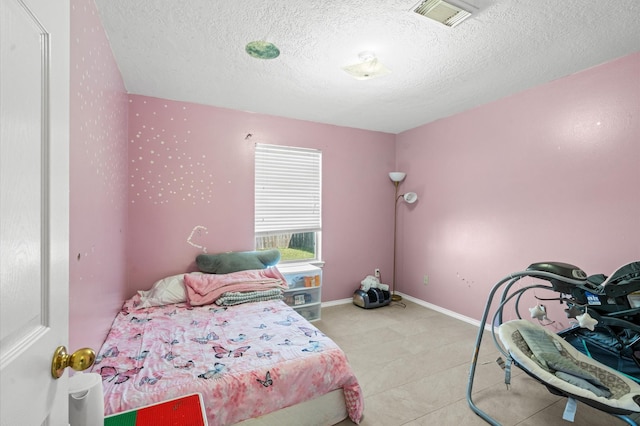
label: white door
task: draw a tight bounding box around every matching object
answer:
[0,0,70,425]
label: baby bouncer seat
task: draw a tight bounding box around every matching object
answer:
[467,261,640,425]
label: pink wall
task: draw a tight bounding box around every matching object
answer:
[69,0,639,349]
[126,96,396,302]
[69,0,129,352]
[396,53,640,328]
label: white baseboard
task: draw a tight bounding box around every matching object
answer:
[322,292,490,330]
[321,298,352,308]
[398,293,488,329]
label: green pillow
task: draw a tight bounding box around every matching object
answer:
[196,250,281,274]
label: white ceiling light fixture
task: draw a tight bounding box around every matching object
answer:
[412,0,472,27]
[342,51,391,81]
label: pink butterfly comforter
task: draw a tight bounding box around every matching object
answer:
[91,297,363,425]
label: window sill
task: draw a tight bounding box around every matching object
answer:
[279,260,324,269]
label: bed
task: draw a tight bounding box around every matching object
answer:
[90,261,363,425]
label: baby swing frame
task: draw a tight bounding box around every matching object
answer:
[466,262,640,425]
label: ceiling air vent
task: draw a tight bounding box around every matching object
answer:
[412,0,472,27]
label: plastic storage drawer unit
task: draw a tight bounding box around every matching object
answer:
[279,264,322,321]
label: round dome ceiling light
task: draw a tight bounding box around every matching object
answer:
[245,40,280,59]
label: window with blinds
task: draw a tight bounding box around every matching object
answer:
[255,144,322,262]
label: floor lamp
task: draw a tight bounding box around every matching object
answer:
[389,172,418,303]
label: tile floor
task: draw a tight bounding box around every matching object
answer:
[314,300,639,426]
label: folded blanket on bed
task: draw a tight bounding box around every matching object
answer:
[216,288,284,306]
[184,267,288,306]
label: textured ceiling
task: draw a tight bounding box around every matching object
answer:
[94,0,640,134]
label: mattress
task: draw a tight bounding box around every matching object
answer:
[91,297,363,425]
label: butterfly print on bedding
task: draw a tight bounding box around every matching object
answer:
[198,362,226,379]
[278,339,292,346]
[191,332,219,344]
[215,320,229,327]
[257,350,273,359]
[95,346,119,364]
[212,345,250,358]
[138,374,161,386]
[130,316,152,324]
[209,307,227,313]
[229,333,247,343]
[129,350,149,361]
[164,310,177,317]
[274,315,299,326]
[163,351,179,361]
[299,326,324,337]
[260,333,274,341]
[99,366,143,384]
[175,360,195,370]
[255,323,267,329]
[256,371,273,387]
[302,340,322,353]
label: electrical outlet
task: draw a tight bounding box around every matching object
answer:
[374,268,380,278]
[423,275,429,286]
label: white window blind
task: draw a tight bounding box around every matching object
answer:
[255,144,322,235]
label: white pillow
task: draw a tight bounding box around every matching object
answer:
[138,272,201,308]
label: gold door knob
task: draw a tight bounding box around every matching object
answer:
[51,346,96,379]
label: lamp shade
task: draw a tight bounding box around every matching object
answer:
[389,172,406,182]
[403,192,418,204]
